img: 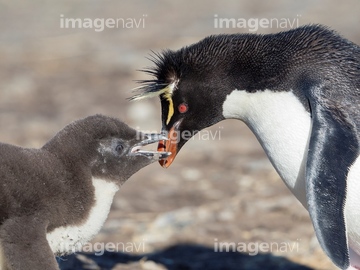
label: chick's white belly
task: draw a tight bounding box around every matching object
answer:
[46,178,118,255]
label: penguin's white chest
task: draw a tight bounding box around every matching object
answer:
[345,157,360,258]
[46,178,119,255]
[222,89,360,258]
[222,89,311,205]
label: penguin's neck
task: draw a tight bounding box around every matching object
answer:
[222,89,311,207]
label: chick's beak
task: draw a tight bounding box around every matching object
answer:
[131,133,171,160]
[158,120,182,168]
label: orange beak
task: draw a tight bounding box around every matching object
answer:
[157,120,182,168]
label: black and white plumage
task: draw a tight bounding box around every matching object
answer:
[133,25,360,269]
[0,114,169,270]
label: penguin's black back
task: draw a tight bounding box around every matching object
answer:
[0,141,92,229]
[152,25,360,89]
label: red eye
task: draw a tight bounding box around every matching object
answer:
[178,103,188,113]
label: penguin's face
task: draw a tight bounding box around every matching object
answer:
[92,131,170,182]
[132,47,233,167]
[156,74,226,168]
[91,129,170,183]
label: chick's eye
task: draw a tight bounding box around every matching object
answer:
[178,103,188,113]
[115,143,124,153]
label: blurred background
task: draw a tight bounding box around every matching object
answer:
[1,1,359,269]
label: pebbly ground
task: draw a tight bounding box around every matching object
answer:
[0,1,360,269]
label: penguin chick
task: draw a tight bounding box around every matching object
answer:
[0,114,170,270]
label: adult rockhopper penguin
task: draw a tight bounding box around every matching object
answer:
[132,25,360,269]
[0,114,170,270]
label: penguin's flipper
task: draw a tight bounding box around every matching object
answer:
[306,100,359,269]
[0,216,59,270]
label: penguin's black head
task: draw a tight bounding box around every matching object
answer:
[43,115,170,183]
[131,40,241,167]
